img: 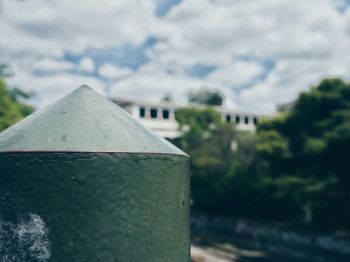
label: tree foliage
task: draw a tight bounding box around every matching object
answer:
[161,93,173,102]
[176,78,350,227]
[187,88,224,106]
[254,78,350,225]
[172,107,256,213]
[0,65,33,132]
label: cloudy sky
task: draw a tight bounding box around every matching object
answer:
[1,0,350,113]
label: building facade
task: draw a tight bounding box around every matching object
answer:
[113,97,269,139]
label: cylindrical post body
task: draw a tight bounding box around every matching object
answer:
[0,152,190,261]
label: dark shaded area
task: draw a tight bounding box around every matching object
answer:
[191,214,350,262]
[173,78,350,230]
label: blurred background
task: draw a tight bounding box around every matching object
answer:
[1,0,350,261]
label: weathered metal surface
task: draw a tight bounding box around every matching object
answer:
[0,152,190,261]
[0,86,190,261]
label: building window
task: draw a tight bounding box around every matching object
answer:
[162,109,169,119]
[139,107,145,118]
[150,108,158,119]
[236,115,240,124]
[244,116,249,124]
[226,114,231,123]
[253,117,258,125]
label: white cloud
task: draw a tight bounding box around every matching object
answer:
[155,0,345,65]
[0,0,159,54]
[207,61,265,87]
[33,58,75,72]
[239,57,350,112]
[78,57,95,73]
[1,0,350,113]
[109,60,239,108]
[152,0,350,112]
[7,70,105,107]
[98,64,133,80]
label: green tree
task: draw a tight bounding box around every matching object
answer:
[172,107,235,212]
[255,78,350,225]
[161,93,173,102]
[188,88,224,106]
[0,65,33,131]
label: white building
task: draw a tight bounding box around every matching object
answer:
[112,97,269,139]
[215,107,266,132]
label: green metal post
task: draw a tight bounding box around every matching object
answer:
[0,86,190,261]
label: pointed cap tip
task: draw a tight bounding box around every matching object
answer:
[72,85,94,94]
[77,84,92,90]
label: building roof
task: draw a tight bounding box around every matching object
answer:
[112,97,181,109]
[112,96,272,118]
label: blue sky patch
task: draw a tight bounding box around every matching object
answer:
[186,63,216,78]
[155,0,182,16]
[64,36,161,72]
[336,0,350,13]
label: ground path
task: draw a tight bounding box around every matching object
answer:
[191,242,316,262]
[191,244,270,262]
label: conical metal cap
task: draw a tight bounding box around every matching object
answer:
[0,85,186,155]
